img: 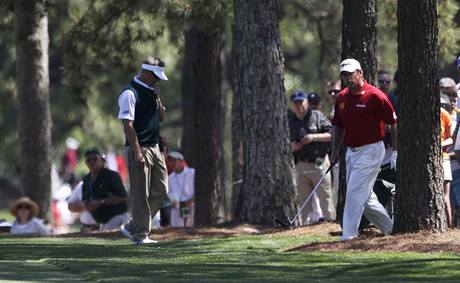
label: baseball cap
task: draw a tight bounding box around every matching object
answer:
[440,77,456,89]
[339,58,362,73]
[307,92,321,103]
[290,91,307,102]
[457,56,460,69]
[85,147,102,157]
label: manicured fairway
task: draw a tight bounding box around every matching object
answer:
[1,233,459,282]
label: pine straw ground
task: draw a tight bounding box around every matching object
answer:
[59,222,460,254]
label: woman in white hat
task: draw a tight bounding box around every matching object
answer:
[10,197,51,236]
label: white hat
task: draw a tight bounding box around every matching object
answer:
[141,64,168,81]
[339,58,362,73]
[65,137,80,150]
[168,150,184,160]
[440,77,456,89]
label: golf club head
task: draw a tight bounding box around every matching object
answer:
[273,217,290,228]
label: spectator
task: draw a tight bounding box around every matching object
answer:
[10,197,51,236]
[81,148,129,231]
[377,70,392,94]
[440,77,458,126]
[388,70,399,115]
[67,181,99,233]
[331,58,396,241]
[289,91,336,225]
[441,98,454,227]
[307,92,321,110]
[377,69,397,176]
[167,150,195,227]
[118,56,169,245]
[326,80,342,206]
[452,127,460,227]
[60,137,79,187]
[327,80,342,119]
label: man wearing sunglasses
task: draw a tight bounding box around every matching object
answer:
[80,148,129,231]
[377,70,392,95]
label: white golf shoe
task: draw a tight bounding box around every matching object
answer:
[134,237,158,245]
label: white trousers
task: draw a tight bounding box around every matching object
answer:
[99,213,129,232]
[342,141,393,240]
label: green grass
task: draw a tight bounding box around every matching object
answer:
[0,208,14,223]
[0,233,459,282]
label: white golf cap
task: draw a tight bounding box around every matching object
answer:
[168,150,184,160]
[141,63,168,81]
[339,58,362,74]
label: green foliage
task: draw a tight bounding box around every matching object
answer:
[1,233,460,281]
[0,209,14,223]
[438,0,460,64]
[0,0,459,191]
[56,0,184,160]
[280,0,343,115]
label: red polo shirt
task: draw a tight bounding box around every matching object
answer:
[332,81,397,147]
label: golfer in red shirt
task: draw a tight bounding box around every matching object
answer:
[331,58,397,241]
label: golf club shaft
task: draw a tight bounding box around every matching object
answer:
[289,160,336,225]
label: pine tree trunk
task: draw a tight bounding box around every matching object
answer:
[394,0,446,233]
[233,0,298,225]
[337,0,378,225]
[14,0,52,219]
[181,23,226,226]
[181,27,198,167]
[230,71,244,219]
[342,0,378,84]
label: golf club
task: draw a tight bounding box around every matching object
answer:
[274,160,337,228]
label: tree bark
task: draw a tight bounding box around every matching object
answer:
[230,61,244,219]
[14,0,52,219]
[233,0,298,225]
[181,27,198,167]
[337,0,378,225]
[394,0,446,233]
[181,23,225,226]
[342,0,378,84]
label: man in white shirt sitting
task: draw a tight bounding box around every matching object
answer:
[167,150,195,227]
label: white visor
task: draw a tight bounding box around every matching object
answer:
[141,64,168,81]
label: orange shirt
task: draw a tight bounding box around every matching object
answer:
[440,107,453,158]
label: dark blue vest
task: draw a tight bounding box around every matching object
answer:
[122,80,160,147]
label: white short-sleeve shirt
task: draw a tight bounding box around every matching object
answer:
[67,182,98,225]
[118,77,155,121]
[118,89,136,121]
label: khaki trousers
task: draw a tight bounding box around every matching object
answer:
[295,156,336,225]
[125,145,168,241]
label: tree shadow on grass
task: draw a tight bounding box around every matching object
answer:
[46,256,460,282]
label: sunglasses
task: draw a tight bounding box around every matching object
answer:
[17,205,30,210]
[328,89,340,95]
[86,157,99,163]
[378,80,391,84]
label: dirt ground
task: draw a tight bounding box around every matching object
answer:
[63,222,460,253]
